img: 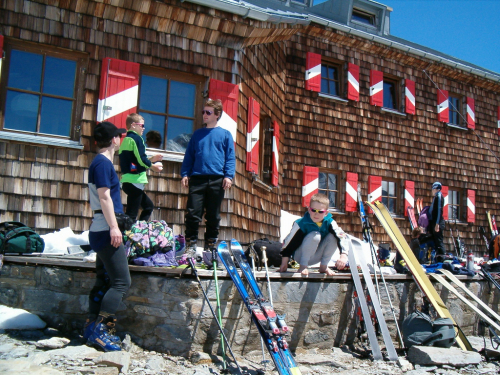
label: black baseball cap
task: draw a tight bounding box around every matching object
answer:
[94,121,127,142]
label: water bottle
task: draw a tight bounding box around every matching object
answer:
[467,252,474,271]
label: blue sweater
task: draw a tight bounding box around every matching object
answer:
[181,126,235,179]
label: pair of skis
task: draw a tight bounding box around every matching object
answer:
[347,236,399,361]
[487,211,498,236]
[366,200,473,351]
[218,239,301,375]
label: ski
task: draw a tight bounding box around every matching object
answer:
[408,206,418,230]
[347,239,383,360]
[350,236,398,361]
[487,211,497,236]
[366,200,472,351]
[430,273,500,333]
[479,227,490,253]
[439,269,500,324]
[229,239,300,374]
[216,241,292,375]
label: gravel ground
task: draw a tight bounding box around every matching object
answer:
[0,328,500,375]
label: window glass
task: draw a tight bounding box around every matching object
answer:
[383,81,396,109]
[449,96,460,125]
[352,9,375,25]
[138,74,197,153]
[321,64,339,96]
[7,50,42,91]
[3,47,79,137]
[319,172,338,209]
[382,180,397,214]
[139,75,168,113]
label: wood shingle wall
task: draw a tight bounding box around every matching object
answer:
[0,0,499,255]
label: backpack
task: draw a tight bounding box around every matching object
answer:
[0,221,45,254]
[124,220,175,265]
[418,206,431,231]
[488,234,500,259]
[244,238,282,269]
[402,310,456,348]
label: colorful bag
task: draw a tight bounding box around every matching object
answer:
[124,220,175,265]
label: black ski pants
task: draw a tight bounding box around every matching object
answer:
[88,243,131,319]
[184,175,225,242]
[430,220,446,256]
[122,182,154,222]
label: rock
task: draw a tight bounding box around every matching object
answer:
[93,367,120,375]
[95,351,131,373]
[145,355,166,372]
[190,351,213,365]
[296,354,336,366]
[0,306,46,330]
[121,334,142,354]
[397,356,413,372]
[0,359,65,374]
[34,337,70,349]
[43,328,61,337]
[407,346,482,367]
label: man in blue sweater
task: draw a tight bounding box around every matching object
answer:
[181,99,235,253]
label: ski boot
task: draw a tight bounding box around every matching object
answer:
[203,238,218,268]
[83,317,121,343]
[86,316,122,352]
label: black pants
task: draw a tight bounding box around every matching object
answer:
[430,221,446,256]
[185,175,225,241]
[122,182,154,222]
[88,243,131,319]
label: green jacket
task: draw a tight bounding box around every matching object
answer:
[119,131,152,184]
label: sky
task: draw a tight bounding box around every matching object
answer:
[381,0,500,74]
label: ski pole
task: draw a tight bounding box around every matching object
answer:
[187,257,242,374]
[211,246,227,371]
[248,246,269,370]
[261,246,274,306]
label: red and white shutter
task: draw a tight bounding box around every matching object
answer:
[97,58,140,129]
[497,106,500,136]
[367,175,382,213]
[271,121,280,187]
[347,63,360,101]
[305,52,321,92]
[404,180,415,217]
[441,185,449,221]
[302,166,319,207]
[405,79,416,115]
[370,70,383,106]
[209,79,239,144]
[0,35,4,57]
[437,90,449,123]
[466,97,475,129]
[467,189,476,223]
[246,97,260,174]
[345,172,358,212]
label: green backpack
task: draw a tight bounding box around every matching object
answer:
[0,221,45,254]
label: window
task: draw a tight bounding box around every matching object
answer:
[138,68,204,153]
[383,79,398,110]
[0,40,86,139]
[321,63,341,97]
[318,171,339,209]
[259,115,274,186]
[448,189,461,221]
[382,180,397,214]
[351,8,376,26]
[449,94,461,126]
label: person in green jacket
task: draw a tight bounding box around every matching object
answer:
[119,113,163,222]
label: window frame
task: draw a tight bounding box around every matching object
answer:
[320,59,343,98]
[382,75,401,111]
[0,39,87,142]
[137,65,205,155]
[448,93,462,127]
[351,7,376,27]
[318,169,341,211]
[381,179,398,215]
[447,188,462,222]
[258,114,274,186]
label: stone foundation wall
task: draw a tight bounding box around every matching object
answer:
[1,261,499,356]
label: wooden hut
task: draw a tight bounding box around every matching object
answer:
[0,0,499,255]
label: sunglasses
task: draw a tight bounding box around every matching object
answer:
[202,110,214,116]
[134,122,145,128]
[309,207,327,214]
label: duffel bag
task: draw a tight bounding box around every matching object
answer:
[0,221,45,254]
